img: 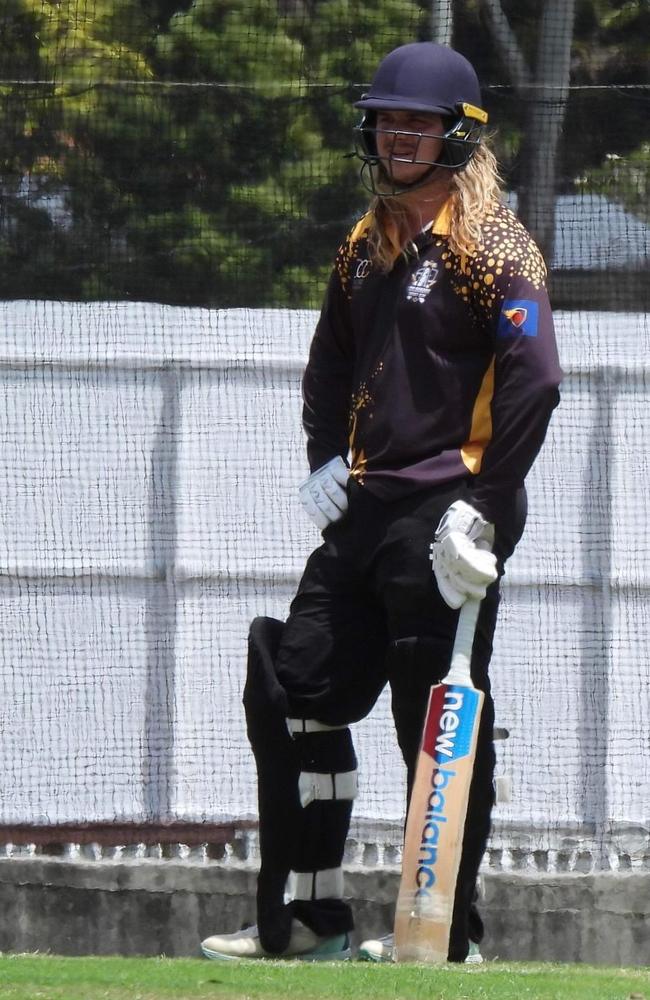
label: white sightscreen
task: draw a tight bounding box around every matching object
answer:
[0,301,647,870]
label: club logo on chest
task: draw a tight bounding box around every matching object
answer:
[405,259,439,303]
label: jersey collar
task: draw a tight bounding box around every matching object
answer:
[394,197,453,245]
[429,197,453,236]
[364,194,453,262]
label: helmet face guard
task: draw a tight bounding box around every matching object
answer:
[352,42,488,197]
[353,105,486,196]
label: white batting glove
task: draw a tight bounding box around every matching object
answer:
[429,500,498,610]
[299,456,349,530]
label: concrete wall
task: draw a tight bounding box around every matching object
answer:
[0,857,648,966]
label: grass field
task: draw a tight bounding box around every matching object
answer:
[0,955,648,1000]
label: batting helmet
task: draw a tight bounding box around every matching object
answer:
[353,42,488,195]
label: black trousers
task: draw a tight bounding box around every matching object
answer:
[272,477,526,959]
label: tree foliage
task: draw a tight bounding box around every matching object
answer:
[0,0,648,305]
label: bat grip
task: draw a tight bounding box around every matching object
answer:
[445,598,480,685]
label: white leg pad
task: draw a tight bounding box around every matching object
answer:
[292,866,345,901]
[298,769,358,808]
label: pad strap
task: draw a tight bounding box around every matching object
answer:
[298,769,358,808]
[292,867,344,901]
[288,718,349,734]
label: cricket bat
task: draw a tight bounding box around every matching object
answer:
[393,597,483,963]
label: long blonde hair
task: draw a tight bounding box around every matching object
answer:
[366,140,503,271]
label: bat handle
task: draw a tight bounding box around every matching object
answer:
[445,598,480,685]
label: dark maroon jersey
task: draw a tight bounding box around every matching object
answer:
[302,199,562,522]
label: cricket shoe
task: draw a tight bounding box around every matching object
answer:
[357,933,483,964]
[201,919,351,962]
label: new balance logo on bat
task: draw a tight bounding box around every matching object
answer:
[413,686,481,896]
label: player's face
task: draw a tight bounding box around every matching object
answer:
[375,110,445,185]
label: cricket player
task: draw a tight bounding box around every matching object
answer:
[201,41,561,963]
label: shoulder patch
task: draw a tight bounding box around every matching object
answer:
[498,300,539,337]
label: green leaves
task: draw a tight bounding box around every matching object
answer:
[1,1,648,305]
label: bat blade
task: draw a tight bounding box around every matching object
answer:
[394,601,483,963]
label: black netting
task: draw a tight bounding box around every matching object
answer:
[1,2,649,871]
[2,2,646,308]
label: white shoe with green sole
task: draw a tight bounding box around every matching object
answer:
[201,919,351,962]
